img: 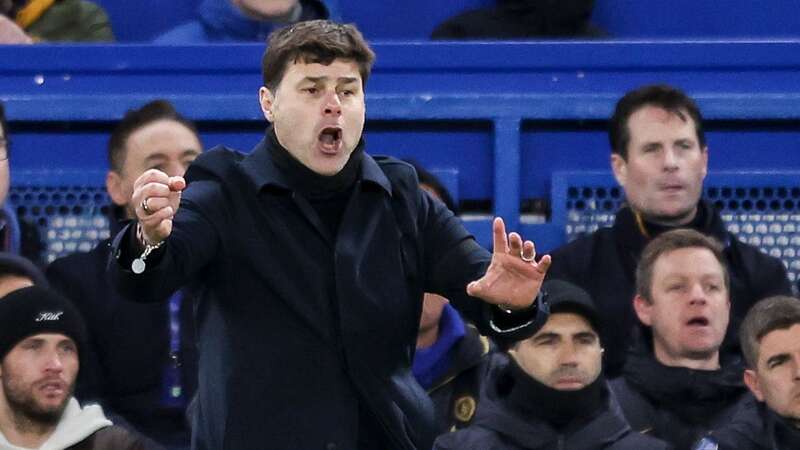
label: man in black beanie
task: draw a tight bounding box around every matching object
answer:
[434,279,669,449]
[0,286,158,449]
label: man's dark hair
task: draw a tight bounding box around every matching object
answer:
[740,295,800,369]
[635,229,728,303]
[609,84,706,159]
[261,20,375,91]
[107,100,198,173]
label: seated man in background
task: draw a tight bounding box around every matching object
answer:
[409,161,495,433]
[47,100,202,448]
[434,279,669,450]
[697,295,800,450]
[0,0,113,43]
[154,0,331,43]
[0,285,158,449]
[0,101,43,266]
[547,84,791,377]
[611,229,753,450]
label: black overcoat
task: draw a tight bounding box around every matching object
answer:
[108,138,541,450]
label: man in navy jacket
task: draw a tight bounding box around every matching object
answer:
[108,20,551,450]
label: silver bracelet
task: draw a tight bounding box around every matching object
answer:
[131,223,163,274]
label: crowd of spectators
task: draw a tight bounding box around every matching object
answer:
[0,14,798,450]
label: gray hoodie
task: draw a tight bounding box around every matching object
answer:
[0,398,111,450]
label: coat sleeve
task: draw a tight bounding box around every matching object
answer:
[418,187,546,341]
[107,180,223,303]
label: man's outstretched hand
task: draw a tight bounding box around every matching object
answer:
[467,217,551,310]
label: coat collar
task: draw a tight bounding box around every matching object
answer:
[240,136,393,196]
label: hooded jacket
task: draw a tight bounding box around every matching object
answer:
[611,345,753,450]
[434,357,669,450]
[547,201,792,377]
[153,0,331,43]
[0,398,155,450]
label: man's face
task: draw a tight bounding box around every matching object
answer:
[744,323,800,425]
[0,333,78,424]
[259,59,366,176]
[0,122,9,206]
[511,312,602,390]
[106,119,202,219]
[611,105,708,226]
[634,247,730,367]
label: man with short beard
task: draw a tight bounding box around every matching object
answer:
[0,286,158,449]
[611,229,753,450]
[434,280,669,450]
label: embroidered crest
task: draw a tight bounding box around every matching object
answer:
[453,395,477,423]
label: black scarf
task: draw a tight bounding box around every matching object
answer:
[267,127,365,237]
[501,358,608,430]
[622,347,746,425]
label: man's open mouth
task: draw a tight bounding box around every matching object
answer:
[319,127,342,151]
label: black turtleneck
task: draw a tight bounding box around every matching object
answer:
[267,127,365,238]
[501,358,608,430]
[622,346,746,425]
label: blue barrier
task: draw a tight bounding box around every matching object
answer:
[2,41,800,254]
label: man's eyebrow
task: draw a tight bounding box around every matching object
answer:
[532,332,560,343]
[573,331,597,341]
[766,353,790,367]
[303,76,359,84]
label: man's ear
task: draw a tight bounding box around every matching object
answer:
[611,153,627,187]
[105,171,128,207]
[743,369,765,401]
[633,294,653,326]
[259,86,274,123]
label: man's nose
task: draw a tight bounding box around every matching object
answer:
[688,283,708,305]
[43,351,64,372]
[663,148,679,170]
[323,91,342,116]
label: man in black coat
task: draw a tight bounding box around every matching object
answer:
[610,229,753,450]
[47,100,203,447]
[434,279,669,450]
[107,20,552,450]
[695,295,800,449]
[548,84,792,377]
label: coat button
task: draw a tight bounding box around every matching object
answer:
[325,443,337,450]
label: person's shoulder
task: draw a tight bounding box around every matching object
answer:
[186,146,248,180]
[152,21,208,44]
[46,238,108,280]
[373,155,416,178]
[87,425,165,450]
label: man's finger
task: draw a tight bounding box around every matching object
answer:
[134,169,171,191]
[508,233,523,255]
[521,240,536,261]
[492,217,509,253]
[168,176,186,192]
[537,254,552,274]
